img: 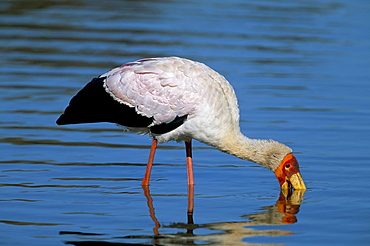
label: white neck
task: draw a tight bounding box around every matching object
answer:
[210,130,292,171]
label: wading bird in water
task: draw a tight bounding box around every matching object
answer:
[56,57,306,190]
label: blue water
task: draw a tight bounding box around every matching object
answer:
[1,0,370,245]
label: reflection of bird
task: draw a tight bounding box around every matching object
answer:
[62,188,305,245]
[134,187,305,246]
[243,190,305,225]
[57,57,306,189]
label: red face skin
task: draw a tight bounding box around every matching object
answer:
[274,153,305,189]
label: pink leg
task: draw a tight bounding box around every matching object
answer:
[142,139,157,186]
[185,140,194,185]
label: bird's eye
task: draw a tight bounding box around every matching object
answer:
[285,164,291,168]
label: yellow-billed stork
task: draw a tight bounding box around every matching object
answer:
[56,57,306,190]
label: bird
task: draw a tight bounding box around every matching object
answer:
[56,57,306,190]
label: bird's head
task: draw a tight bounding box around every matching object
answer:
[273,153,306,190]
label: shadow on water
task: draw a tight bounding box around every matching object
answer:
[62,187,305,246]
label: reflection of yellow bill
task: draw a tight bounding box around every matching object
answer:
[281,188,306,205]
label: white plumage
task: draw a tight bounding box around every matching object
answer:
[102,57,238,142]
[57,57,306,190]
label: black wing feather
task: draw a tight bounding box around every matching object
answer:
[56,77,187,134]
